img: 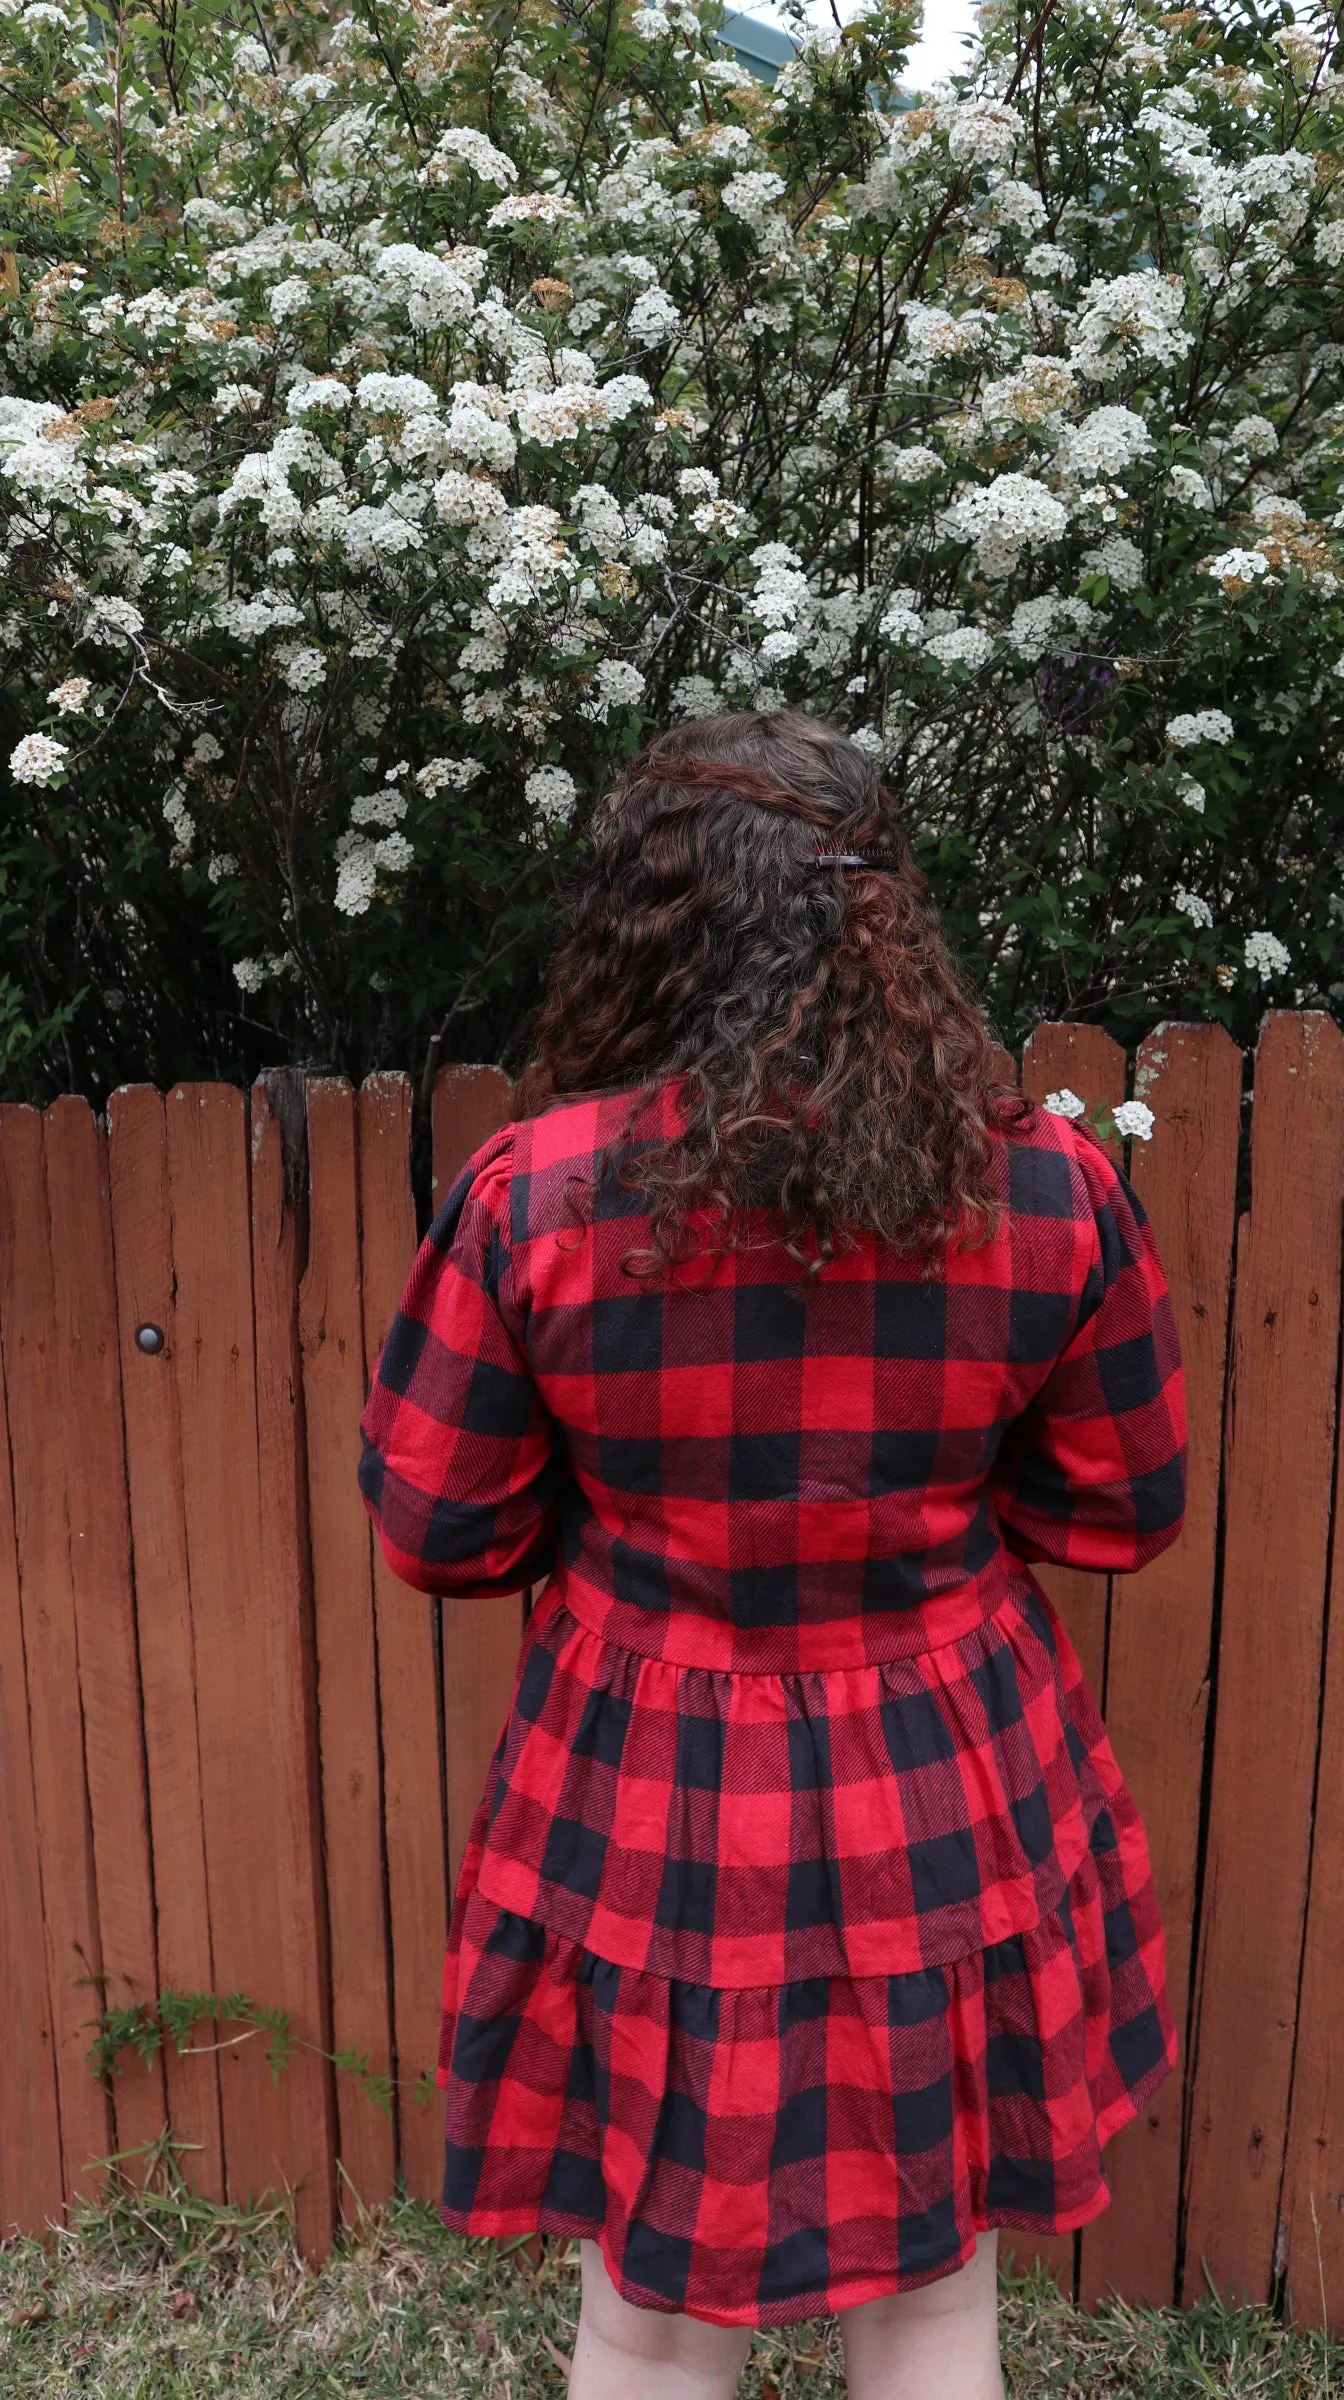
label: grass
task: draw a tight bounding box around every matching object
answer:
[0,2151,1340,2398]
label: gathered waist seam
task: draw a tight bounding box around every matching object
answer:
[532,1566,1045,1678]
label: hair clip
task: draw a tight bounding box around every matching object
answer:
[813,850,887,866]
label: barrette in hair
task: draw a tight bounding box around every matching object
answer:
[813,850,889,866]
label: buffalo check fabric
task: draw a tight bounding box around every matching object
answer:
[358,1084,1186,2325]
[359,1085,1186,1676]
[436,1805,1176,2327]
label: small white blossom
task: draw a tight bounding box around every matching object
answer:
[1168,465,1213,510]
[1245,929,1290,980]
[351,790,409,827]
[10,731,69,785]
[721,170,786,229]
[1206,546,1273,589]
[83,594,144,643]
[281,644,327,692]
[1083,534,1145,591]
[47,676,91,715]
[1176,777,1207,813]
[1056,405,1153,479]
[1043,1088,1086,1119]
[162,786,195,859]
[1228,414,1278,457]
[581,658,646,720]
[1068,269,1190,380]
[1173,888,1213,929]
[417,756,484,794]
[286,376,351,419]
[747,541,810,627]
[671,674,721,719]
[372,831,413,872]
[1111,1100,1155,1141]
[267,276,311,324]
[525,763,577,823]
[1166,709,1234,748]
[487,191,574,229]
[944,474,1069,576]
[431,127,518,188]
[334,843,379,915]
[923,627,994,670]
[1250,492,1306,531]
[627,285,681,344]
[889,445,942,483]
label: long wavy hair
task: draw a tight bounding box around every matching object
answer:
[516,709,1020,1279]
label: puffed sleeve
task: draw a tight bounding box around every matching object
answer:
[991,1128,1187,1574]
[358,1128,562,1598]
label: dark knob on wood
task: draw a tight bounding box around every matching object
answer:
[135,1323,166,1355]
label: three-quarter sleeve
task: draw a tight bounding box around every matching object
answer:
[991,1131,1187,1575]
[358,1128,561,1598]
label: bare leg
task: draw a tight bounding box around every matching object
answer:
[568,2236,754,2400]
[838,2230,1006,2400]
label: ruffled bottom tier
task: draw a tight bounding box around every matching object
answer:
[439,1846,1174,2328]
[435,1581,1176,2327]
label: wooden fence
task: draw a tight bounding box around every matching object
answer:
[1,1013,1343,2330]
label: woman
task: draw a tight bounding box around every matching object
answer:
[359,708,1186,2399]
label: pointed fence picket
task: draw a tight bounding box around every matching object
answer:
[0,1023,1342,2336]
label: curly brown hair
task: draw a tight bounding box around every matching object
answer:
[515,709,1019,1279]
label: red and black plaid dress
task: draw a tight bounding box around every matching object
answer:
[359,1084,1186,2329]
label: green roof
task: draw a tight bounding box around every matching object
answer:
[716,8,798,79]
[714,10,917,103]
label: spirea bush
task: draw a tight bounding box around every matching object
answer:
[2,0,1344,1101]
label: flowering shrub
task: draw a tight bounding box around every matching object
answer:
[2,0,1344,1098]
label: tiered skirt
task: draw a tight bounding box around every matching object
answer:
[435,1576,1176,2328]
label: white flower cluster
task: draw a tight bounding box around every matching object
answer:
[1166,710,1235,748]
[1245,930,1290,981]
[10,731,69,785]
[1068,270,1191,381]
[526,764,577,824]
[943,474,1069,577]
[1111,1101,1155,1141]
[1,0,1340,1052]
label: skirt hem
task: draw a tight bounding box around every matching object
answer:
[436,2025,1175,2330]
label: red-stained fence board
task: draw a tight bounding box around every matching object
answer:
[1283,1391,1344,2327]
[248,1083,336,2259]
[1019,1024,1126,1706]
[0,1105,113,2206]
[1015,1025,1125,2298]
[429,1063,514,1214]
[44,1099,165,2171]
[1183,1013,1344,2307]
[106,1087,223,2195]
[432,1067,528,1893]
[1078,1025,1241,2311]
[299,1078,396,2217]
[0,1202,63,2236]
[358,1075,446,2202]
[1280,1033,1344,2326]
[166,1085,326,2236]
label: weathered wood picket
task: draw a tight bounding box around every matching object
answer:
[1,1013,1342,2331]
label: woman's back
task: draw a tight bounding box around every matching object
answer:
[362,1081,1183,1675]
[357,707,1187,2337]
